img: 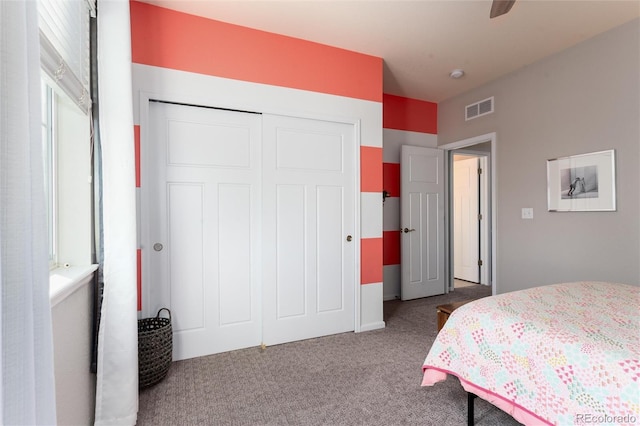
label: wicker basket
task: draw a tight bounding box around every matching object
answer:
[138,308,173,389]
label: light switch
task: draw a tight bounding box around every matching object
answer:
[521,208,534,219]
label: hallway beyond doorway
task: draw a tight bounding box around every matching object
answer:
[454,278,480,289]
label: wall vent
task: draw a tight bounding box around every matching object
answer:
[465,97,494,121]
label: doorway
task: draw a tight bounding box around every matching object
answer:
[440,133,496,295]
[452,153,489,289]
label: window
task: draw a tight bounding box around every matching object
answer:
[41,81,57,267]
[38,0,93,114]
[38,0,95,276]
[40,76,93,272]
[42,80,58,268]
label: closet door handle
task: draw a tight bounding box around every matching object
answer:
[402,228,415,233]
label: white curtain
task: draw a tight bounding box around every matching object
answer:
[94,0,138,424]
[0,1,57,424]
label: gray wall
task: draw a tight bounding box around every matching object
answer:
[438,19,640,293]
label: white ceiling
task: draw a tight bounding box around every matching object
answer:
[137,0,640,102]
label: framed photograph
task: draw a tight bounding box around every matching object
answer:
[547,149,616,212]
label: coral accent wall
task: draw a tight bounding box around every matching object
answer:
[137,249,142,311]
[382,95,437,298]
[130,1,382,103]
[382,162,400,197]
[383,93,437,134]
[361,146,383,192]
[361,238,383,284]
[383,230,401,265]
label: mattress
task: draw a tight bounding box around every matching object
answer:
[422,281,640,425]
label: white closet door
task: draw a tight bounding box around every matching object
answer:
[146,102,262,360]
[261,114,356,346]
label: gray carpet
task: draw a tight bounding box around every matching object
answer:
[138,285,522,425]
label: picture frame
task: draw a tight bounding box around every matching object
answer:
[547,149,616,212]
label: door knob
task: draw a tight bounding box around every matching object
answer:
[403,228,415,233]
[346,235,353,242]
[153,243,164,251]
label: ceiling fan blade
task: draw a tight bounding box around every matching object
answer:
[490,0,516,19]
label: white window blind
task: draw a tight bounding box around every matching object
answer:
[38,0,96,114]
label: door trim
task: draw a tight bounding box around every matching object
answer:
[138,90,362,330]
[440,133,497,296]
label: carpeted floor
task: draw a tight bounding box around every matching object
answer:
[138,285,522,425]
[454,278,480,288]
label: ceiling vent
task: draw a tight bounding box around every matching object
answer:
[465,97,494,121]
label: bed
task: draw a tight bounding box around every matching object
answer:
[422,281,640,425]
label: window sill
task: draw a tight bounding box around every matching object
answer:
[50,264,98,307]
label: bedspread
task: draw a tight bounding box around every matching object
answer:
[422,281,640,426]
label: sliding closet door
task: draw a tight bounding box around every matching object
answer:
[145,105,357,359]
[146,102,262,360]
[261,114,356,346]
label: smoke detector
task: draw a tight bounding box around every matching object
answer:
[449,69,465,79]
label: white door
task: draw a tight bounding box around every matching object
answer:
[147,101,262,360]
[400,146,445,300]
[261,114,356,345]
[453,156,479,282]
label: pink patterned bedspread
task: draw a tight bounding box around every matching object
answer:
[422,282,640,426]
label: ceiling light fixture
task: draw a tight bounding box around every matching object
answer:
[449,69,465,79]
